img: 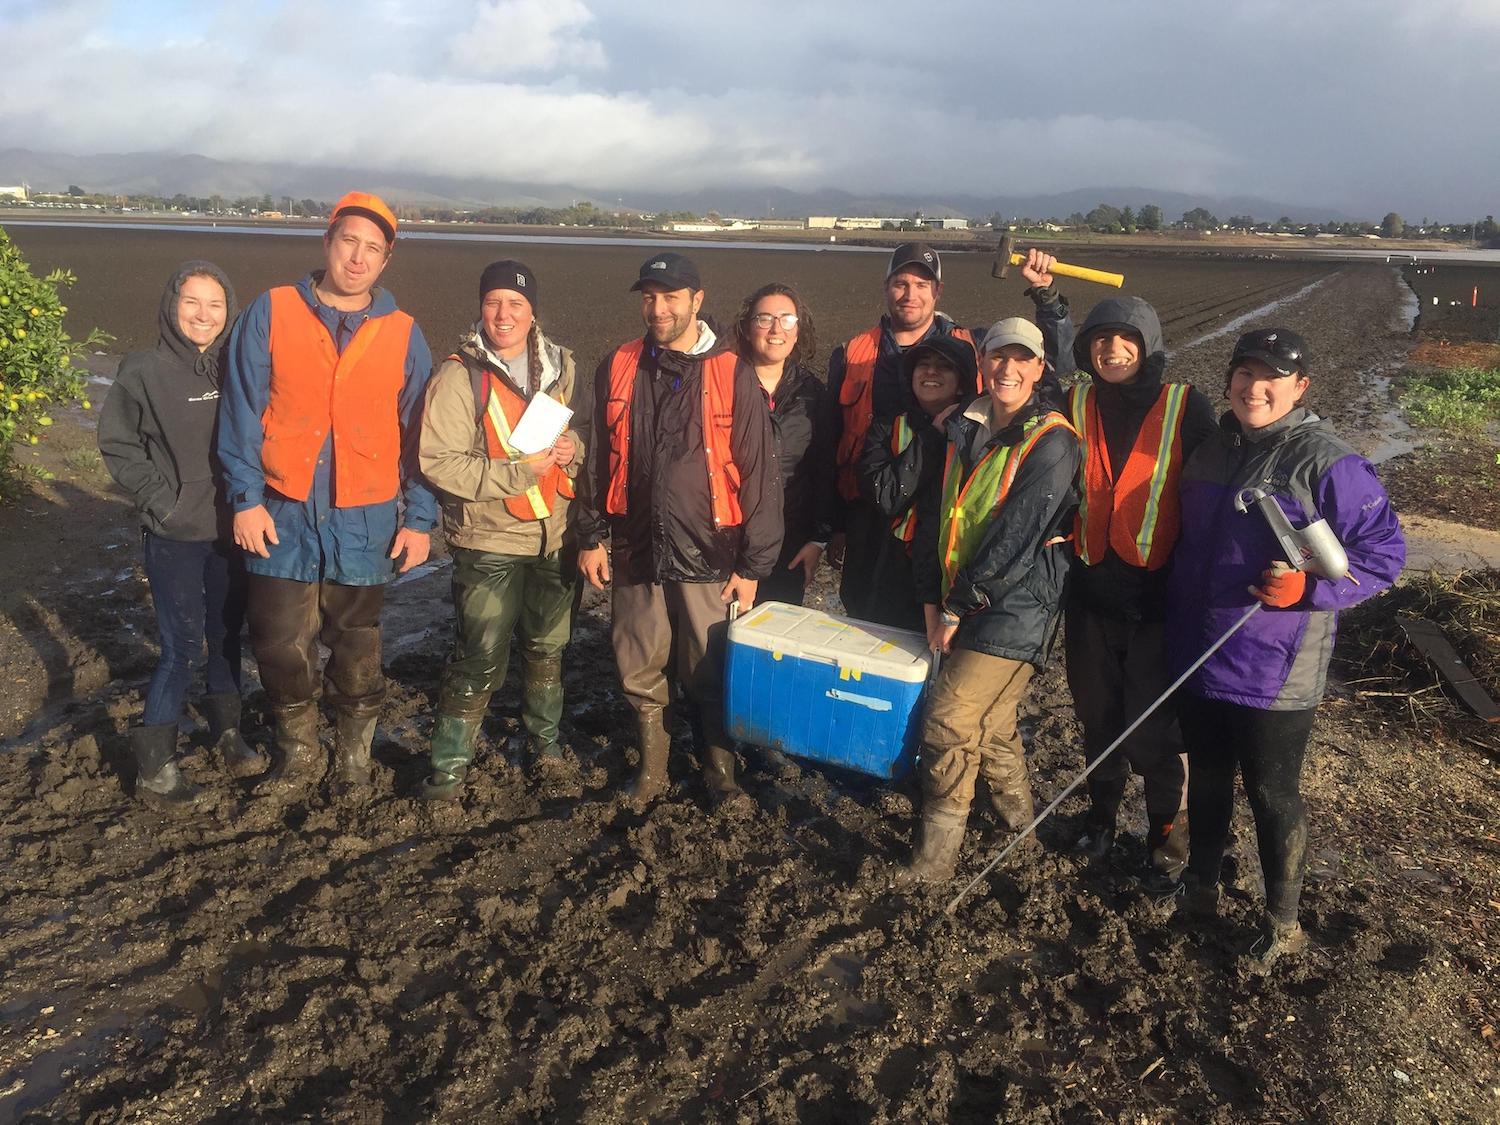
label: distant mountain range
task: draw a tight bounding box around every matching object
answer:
[0,148,1357,225]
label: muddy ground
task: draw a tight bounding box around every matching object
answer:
[1,232,1498,1122]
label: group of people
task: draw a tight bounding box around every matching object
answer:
[99,190,1405,967]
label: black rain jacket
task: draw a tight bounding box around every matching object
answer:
[572,323,783,584]
[913,394,1081,667]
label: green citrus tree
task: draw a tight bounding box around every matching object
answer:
[0,225,110,490]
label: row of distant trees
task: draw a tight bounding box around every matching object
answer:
[4,187,1496,245]
[992,203,1499,243]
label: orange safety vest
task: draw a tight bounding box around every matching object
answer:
[939,412,1077,598]
[835,323,976,501]
[1068,382,1188,570]
[890,415,918,545]
[468,362,575,522]
[261,287,414,508]
[604,340,744,528]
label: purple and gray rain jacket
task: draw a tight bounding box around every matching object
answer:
[1165,407,1405,711]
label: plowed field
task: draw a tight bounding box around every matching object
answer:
[1,226,1495,1122]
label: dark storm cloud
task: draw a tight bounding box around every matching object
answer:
[0,0,1494,217]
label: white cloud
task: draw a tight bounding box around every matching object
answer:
[448,0,605,75]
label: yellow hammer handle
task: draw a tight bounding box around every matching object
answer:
[1009,253,1124,288]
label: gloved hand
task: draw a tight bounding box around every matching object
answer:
[1250,562,1306,608]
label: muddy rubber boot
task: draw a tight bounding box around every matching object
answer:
[332,709,378,791]
[1174,871,1222,916]
[521,653,566,769]
[626,705,670,808]
[201,692,268,779]
[255,702,322,796]
[421,714,482,801]
[700,744,749,809]
[1245,913,1307,971]
[132,722,204,809]
[1142,811,1189,895]
[988,778,1035,835]
[897,805,970,885]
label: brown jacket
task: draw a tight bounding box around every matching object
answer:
[418,330,582,557]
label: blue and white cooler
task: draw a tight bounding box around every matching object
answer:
[724,602,932,779]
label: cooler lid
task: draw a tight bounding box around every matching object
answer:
[729,602,931,684]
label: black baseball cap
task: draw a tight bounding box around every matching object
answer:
[1229,327,1308,376]
[901,334,977,389]
[886,241,942,282]
[630,252,702,292]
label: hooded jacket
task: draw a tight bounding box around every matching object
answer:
[1067,297,1217,620]
[912,393,1081,667]
[572,320,783,585]
[419,327,581,557]
[1165,407,1405,710]
[98,261,239,542]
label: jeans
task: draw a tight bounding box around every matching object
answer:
[141,532,246,726]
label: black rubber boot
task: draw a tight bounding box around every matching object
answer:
[421,714,482,802]
[1142,811,1189,895]
[897,805,969,884]
[201,692,268,778]
[333,709,378,790]
[255,701,322,795]
[131,722,203,809]
[627,705,670,808]
[700,744,749,809]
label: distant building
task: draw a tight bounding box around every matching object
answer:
[921,217,970,231]
[0,184,29,201]
[807,216,838,229]
[751,218,805,231]
[834,217,885,230]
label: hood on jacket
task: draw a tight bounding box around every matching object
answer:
[1072,296,1165,385]
[460,324,566,395]
[158,260,238,386]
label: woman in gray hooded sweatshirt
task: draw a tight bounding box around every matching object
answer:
[99,261,265,807]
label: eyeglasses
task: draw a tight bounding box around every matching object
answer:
[749,312,799,331]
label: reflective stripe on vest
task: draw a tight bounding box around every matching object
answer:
[834,323,976,502]
[1068,382,1187,570]
[472,365,575,522]
[890,415,918,543]
[939,413,1076,598]
[262,287,413,507]
[604,341,744,528]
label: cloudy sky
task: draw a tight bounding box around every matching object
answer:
[1,0,1495,218]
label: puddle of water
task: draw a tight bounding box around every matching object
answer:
[1170,275,1336,356]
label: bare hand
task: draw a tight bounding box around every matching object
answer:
[923,603,957,653]
[551,432,578,468]
[721,573,758,609]
[389,527,431,573]
[826,532,846,570]
[1021,248,1056,289]
[787,542,823,586]
[233,504,279,558]
[579,545,611,590]
[526,447,561,476]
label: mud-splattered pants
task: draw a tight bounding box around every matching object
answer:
[1177,693,1315,924]
[247,575,385,717]
[919,648,1035,821]
[611,576,731,747]
[440,546,575,746]
[1064,602,1188,840]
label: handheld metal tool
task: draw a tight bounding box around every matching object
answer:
[991,232,1125,289]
